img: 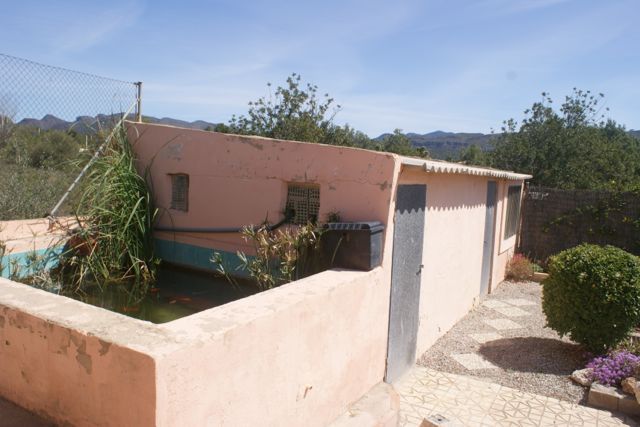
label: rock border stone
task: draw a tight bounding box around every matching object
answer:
[532,272,549,282]
[588,382,640,416]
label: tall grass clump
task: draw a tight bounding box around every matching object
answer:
[60,125,158,297]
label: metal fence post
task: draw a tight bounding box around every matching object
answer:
[135,81,143,122]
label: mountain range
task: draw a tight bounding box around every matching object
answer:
[17,114,219,134]
[15,114,640,160]
[374,130,495,159]
[15,114,497,159]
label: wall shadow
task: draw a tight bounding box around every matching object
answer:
[478,337,584,375]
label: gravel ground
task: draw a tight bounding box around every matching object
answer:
[418,280,588,404]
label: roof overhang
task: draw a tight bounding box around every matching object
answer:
[400,157,532,181]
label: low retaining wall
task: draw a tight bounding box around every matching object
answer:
[0,218,72,279]
[0,267,390,426]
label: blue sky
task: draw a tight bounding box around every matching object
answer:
[2,0,639,135]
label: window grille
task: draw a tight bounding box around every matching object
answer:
[170,174,189,211]
[285,184,320,225]
[504,185,522,239]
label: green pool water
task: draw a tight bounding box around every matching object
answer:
[69,264,259,323]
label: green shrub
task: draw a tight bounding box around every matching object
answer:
[0,163,80,220]
[542,244,640,352]
[1,127,79,169]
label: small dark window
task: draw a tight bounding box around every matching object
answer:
[170,174,189,211]
[504,185,522,239]
[285,184,320,225]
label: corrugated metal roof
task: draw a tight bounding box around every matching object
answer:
[400,157,532,180]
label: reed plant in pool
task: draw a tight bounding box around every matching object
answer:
[56,125,158,299]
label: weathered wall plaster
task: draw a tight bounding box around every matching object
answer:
[126,122,397,268]
[397,168,520,354]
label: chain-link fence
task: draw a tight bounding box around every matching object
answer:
[0,53,141,220]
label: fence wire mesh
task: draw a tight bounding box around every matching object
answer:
[0,53,140,220]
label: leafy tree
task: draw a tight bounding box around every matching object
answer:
[459,144,487,166]
[228,73,339,144]
[490,89,640,190]
[224,73,428,157]
[377,129,417,156]
[322,124,371,148]
[212,123,231,133]
[1,127,79,169]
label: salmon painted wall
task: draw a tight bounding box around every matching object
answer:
[0,232,399,427]
[154,268,392,427]
[0,218,74,279]
[397,168,521,354]
[0,278,157,427]
[125,122,397,267]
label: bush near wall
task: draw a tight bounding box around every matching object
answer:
[505,254,535,281]
[0,163,80,220]
[542,244,640,353]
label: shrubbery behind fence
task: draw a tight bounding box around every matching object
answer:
[519,185,640,263]
[0,53,140,220]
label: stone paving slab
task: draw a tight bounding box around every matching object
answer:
[492,306,532,317]
[469,332,503,344]
[451,353,498,370]
[397,367,636,426]
[482,299,509,309]
[483,318,524,330]
[501,298,537,307]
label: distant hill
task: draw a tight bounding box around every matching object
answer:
[16,115,640,161]
[377,129,640,160]
[375,130,495,159]
[16,114,219,133]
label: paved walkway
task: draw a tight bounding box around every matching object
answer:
[419,281,585,403]
[396,367,636,426]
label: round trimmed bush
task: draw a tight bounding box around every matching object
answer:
[542,244,640,353]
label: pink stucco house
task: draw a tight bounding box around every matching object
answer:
[0,122,530,426]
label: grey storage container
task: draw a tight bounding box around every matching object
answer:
[321,221,385,271]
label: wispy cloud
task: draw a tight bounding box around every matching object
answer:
[472,0,571,15]
[52,2,144,53]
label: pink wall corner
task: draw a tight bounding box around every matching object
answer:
[123,122,403,426]
[152,268,393,427]
[0,280,157,427]
[125,122,397,257]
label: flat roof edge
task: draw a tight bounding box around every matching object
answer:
[400,157,532,180]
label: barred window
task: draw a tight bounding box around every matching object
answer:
[285,184,320,225]
[170,174,189,211]
[504,185,522,239]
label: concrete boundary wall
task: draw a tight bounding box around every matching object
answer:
[0,218,73,279]
[0,266,393,427]
[0,278,159,426]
